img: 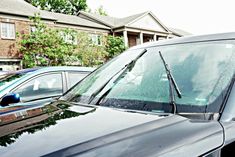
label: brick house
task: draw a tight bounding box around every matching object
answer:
[78,11,174,47]
[0,0,190,71]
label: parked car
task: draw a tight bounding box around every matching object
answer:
[0,66,94,113]
[1,32,235,157]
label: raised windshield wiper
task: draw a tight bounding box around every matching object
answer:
[158,51,182,114]
[88,49,148,104]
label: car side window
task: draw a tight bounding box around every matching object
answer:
[68,72,88,88]
[13,73,63,102]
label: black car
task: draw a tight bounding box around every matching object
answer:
[1,33,235,157]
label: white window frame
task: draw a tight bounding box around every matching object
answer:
[30,26,37,33]
[89,34,102,46]
[30,26,44,33]
[60,31,78,45]
[1,22,16,39]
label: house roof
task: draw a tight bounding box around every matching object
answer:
[78,11,117,27]
[116,12,149,28]
[0,0,55,20]
[168,27,192,36]
[78,11,170,32]
[0,0,110,30]
[78,11,148,28]
[43,11,110,30]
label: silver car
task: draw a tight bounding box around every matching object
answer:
[0,66,94,110]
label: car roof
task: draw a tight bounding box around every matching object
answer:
[4,66,95,75]
[130,32,235,50]
[31,66,95,73]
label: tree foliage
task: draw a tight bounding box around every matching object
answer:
[87,5,108,16]
[105,35,126,58]
[25,0,87,15]
[95,5,108,16]
[76,32,108,67]
[18,14,77,68]
[18,14,109,68]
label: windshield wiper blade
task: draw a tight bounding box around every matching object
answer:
[158,51,182,114]
[88,49,148,104]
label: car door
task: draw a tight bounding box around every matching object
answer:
[12,72,63,103]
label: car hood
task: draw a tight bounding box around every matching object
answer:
[0,101,223,157]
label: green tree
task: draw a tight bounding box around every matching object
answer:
[76,32,108,67]
[18,14,77,68]
[95,5,108,16]
[25,0,87,15]
[105,35,126,58]
[87,5,108,16]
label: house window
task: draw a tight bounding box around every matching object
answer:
[1,23,15,39]
[15,110,28,118]
[60,31,78,45]
[90,34,102,46]
[30,26,44,33]
[31,26,37,33]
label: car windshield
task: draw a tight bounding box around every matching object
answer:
[63,40,235,113]
[0,73,25,91]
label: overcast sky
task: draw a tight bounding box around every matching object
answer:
[86,0,235,35]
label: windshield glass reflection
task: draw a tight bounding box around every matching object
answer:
[63,40,235,114]
[0,74,25,91]
[0,102,95,146]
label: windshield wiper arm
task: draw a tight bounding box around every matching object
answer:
[88,49,148,104]
[158,51,182,114]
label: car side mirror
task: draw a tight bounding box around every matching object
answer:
[0,93,20,107]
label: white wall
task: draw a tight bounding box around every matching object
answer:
[129,14,166,32]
